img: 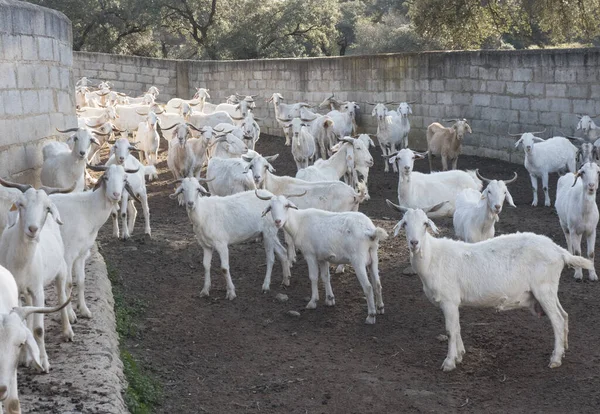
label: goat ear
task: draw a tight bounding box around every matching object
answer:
[267,163,276,173]
[388,155,397,165]
[514,137,523,148]
[371,108,376,117]
[413,152,425,160]
[505,190,516,208]
[392,218,405,237]
[25,327,43,371]
[7,209,18,229]
[426,219,440,234]
[466,124,472,133]
[265,154,279,163]
[532,137,545,143]
[286,201,298,210]
[425,201,448,213]
[261,205,271,217]
[48,203,63,225]
[93,175,105,192]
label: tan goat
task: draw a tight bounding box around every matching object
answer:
[426,119,472,171]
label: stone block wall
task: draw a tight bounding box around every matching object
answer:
[74,48,600,165]
[0,0,76,184]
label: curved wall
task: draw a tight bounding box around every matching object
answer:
[0,0,76,184]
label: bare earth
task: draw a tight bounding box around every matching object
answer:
[97,135,600,414]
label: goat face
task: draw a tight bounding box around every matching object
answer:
[574,162,600,195]
[343,102,359,118]
[12,189,62,240]
[72,128,99,159]
[394,208,439,255]
[482,180,515,215]
[352,139,374,168]
[247,155,276,187]
[372,103,388,121]
[389,148,422,177]
[111,138,134,165]
[264,196,296,229]
[397,102,412,118]
[100,165,131,203]
[453,119,472,140]
[577,115,595,134]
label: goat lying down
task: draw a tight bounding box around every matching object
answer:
[389,201,592,372]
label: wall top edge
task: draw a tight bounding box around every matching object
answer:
[0,0,71,23]
[73,47,600,65]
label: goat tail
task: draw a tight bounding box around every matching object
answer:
[373,227,389,242]
[562,251,594,270]
[144,165,158,177]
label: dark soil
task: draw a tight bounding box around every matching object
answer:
[97,135,600,414]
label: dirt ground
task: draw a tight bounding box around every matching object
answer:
[97,135,600,414]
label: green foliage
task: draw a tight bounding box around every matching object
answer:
[107,263,162,413]
[28,0,600,58]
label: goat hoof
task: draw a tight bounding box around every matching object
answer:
[531,201,538,207]
[261,286,270,294]
[377,306,385,315]
[549,360,562,369]
[365,315,376,325]
[79,306,92,319]
[589,273,598,281]
[63,328,74,342]
[68,309,77,324]
[325,297,335,306]
[225,291,236,300]
[199,289,210,298]
[441,358,456,372]
[335,265,345,274]
[306,301,317,310]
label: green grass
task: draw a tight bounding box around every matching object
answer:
[107,263,162,414]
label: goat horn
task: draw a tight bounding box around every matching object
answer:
[475,169,492,183]
[40,181,76,195]
[56,127,79,133]
[169,186,184,199]
[197,176,215,183]
[135,109,149,115]
[276,116,293,122]
[12,297,71,321]
[255,189,273,201]
[503,172,518,185]
[161,123,179,131]
[530,128,547,135]
[125,167,140,174]
[572,172,581,187]
[385,199,407,213]
[442,118,458,122]
[283,191,307,198]
[382,151,399,158]
[86,121,104,128]
[186,123,202,132]
[0,177,32,192]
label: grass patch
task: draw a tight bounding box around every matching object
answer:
[107,263,162,414]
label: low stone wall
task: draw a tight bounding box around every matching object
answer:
[74,48,600,164]
[0,0,76,185]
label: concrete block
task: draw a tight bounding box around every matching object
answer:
[525,82,544,96]
[430,80,444,91]
[2,35,21,60]
[555,68,576,83]
[58,44,72,66]
[572,99,595,114]
[48,66,59,86]
[479,134,498,149]
[445,79,462,91]
[490,95,510,109]
[550,98,571,113]
[546,84,566,97]
[118,72,135,82]
[506,82,524,95]
[104,63,120,72]
[16,64,34,89]
[59,67,70,89]
[141,67,159,77]
[513,68,533,82]
[532,67,554,83]
[531,98,550,112]
[436,92,452,105]
[37,37,54,61]
[451,93,471,105]
[0,64,17,88]
[154,76,169,85]
[38,89,54,113]
[486,81,505,94]
[519,110,539,124]
[21,90,38,114]
[539,111,560,126]
[497,68,513,81]
[479,67,498,80]
[84,62,103,71]
[33,66,49,88]
[473,93,491,107]
[461,79,485,93]
[511,97,529,111]
[576,67,597,83]
[565,85,589,99]
[2,90,23,115]
[20,35,38,60]
[121,65,139,74]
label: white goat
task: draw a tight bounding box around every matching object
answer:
[233,111,261,150]
[163,123,210,180]
[41,127,102,191]
[513,132,577,206]
[0,265,69,414]
[135,111,161,166]
[257,191,387,324]
[268,93,310,145]
[50,164,139,318]
[105,139,156,239]
[307,114,336,160]
[427,119,472,172]
[286,118,316,171]
[453,170,517,242]
[170,179,291,297]
[0,181,74,372]
[209,133,249,160]
[206,152,264,197]
[370,102,403,173]
[187,110,234,131]
[576,115,600,142]
[556,162,600,281]
[390,204,591,371]
[387,149,482,218]
[296,137,373,190]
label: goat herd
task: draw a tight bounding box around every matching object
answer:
[0,76,599,413]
